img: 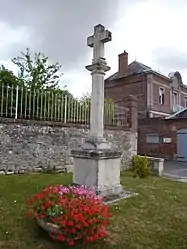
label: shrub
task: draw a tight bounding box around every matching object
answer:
[131,155,150,178]
[26,185,111,246]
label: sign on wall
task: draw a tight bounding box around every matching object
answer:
[163,137,171,143]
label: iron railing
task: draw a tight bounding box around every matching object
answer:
[0,84,129,126]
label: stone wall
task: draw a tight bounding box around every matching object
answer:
[0,118,137,174]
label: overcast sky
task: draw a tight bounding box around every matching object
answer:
[0,0,187,97]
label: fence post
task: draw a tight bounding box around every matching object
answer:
[15,85,19,119]
[64,95,67,123]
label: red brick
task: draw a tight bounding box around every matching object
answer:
[138,118,187,159]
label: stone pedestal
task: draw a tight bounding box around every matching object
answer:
[71,148,122,197]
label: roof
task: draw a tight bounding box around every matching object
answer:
[166,108,187,119]
[105,61,170,81]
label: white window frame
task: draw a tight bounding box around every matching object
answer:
[159,87,165,105]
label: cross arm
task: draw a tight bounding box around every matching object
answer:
[87,35,94,48]
[99,30,112,43]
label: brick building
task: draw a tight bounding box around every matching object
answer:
[138,108,187,161]
[105,50,187,118]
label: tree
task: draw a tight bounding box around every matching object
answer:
[79,92,115,125]
[79,92,91,106]
[0,65,21,117]
[0,65,19,87]
[12,48,62,89]
[10,48,77,120]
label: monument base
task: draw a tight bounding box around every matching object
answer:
[81,136,112,150]
[71,146,122,197]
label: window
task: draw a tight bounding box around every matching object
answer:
[173,92,178,106]
[146,134,159,144]
[159,87,164,104]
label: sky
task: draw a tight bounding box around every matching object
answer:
[0,0,187,97]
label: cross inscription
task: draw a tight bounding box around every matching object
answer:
[87,24,112,62]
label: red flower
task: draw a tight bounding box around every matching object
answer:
[75,224,81,229]
[67,221,74,226]
[26,184,112,247]
[67,239,75,246]
[38,214,45,219]
[56,234,65,241]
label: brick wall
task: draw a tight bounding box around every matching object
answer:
[0,118,137,174]
[105,72,173,118]
[151,75,171,114]
[138,117,187,159]
[105,74,147,114]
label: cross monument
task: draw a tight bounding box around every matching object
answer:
[71,24,122,197]
[85,24,111,140]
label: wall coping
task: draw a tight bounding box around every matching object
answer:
[139,117,187,125]
[139,155,164,162]
[71,149,121,159]
[0,117,132,132]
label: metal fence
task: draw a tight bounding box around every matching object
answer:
[0,84,129,126]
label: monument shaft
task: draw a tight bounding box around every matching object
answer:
[86,24,111,138]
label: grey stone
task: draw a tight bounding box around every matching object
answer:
[0,171,5,175]
[55,168,66,173]
[72,148,122,197]
[18,170,25,174]
[54,165,64,171]
[66,165,74,173]
[33,167,43,173]
[103,190,138,205]
[0,120,137,174]
[6,171,14,175]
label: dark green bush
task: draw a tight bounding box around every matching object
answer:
[131,155,150,178]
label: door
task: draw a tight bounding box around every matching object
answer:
[177,129,187,162]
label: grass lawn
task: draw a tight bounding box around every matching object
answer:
[0,172,187,249]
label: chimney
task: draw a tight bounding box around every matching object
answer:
[118,50,128,77]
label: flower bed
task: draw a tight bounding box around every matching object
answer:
[26,184,111,246]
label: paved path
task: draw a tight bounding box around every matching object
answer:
[163,161,187,182]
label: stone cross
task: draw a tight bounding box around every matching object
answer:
[87,24,112,62]
[86,24,112,140]
[72,25,122,197]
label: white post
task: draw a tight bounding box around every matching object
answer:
[15,85,19,119]
[64,95,67,124]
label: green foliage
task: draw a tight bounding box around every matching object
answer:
[0,65,19,87]
[79,92,115,125]
[0,48,115,125]
[79,92,91,107]
[0,66,20,117]
[12,48,62,89]
[131,155,150,178]
[0,48,77,119]
[2,172,187,248]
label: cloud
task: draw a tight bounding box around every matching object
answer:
[1,0,187,97]
[0,0,121,70]
[0,22,33,61]
[152,47,187,71]
[109,0,187,81]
